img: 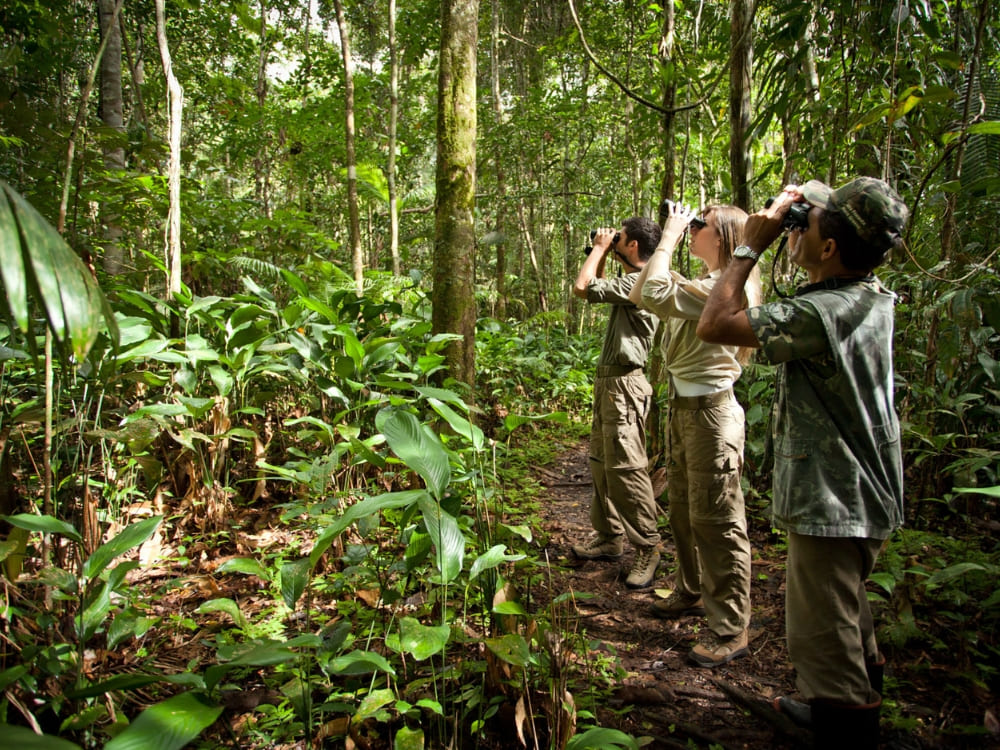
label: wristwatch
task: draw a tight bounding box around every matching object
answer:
[733,244,761,263]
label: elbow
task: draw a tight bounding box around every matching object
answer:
[696,317,720,343]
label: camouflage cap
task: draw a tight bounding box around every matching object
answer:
[800,177,909,252]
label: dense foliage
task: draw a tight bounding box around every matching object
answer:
[0,0,998,748]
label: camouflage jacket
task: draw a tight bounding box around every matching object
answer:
[747,277,904,539]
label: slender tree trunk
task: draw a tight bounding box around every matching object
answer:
[155,0,183,312]
[98,0,125,275]
[490,0,507,317]
[658,0,677,202]
[254,0,272,218]
[58,0,122,237]
[333,0,364,294]
[729,0,754,210]
[433,0,478,390]
[388,0,401,275]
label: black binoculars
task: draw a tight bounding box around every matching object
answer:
[764,197,811,232]
[584,229,620,255]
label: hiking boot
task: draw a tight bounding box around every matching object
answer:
[625,545,660,589]
[571,534,623,561]
[649,592,706,619]
[688,629,749,668]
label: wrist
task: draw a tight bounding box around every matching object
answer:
[733,244,761,263]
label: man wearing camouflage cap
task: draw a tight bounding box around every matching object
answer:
[696,177,908,750]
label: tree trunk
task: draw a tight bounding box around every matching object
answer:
[729,0,754,210]
[490,0,507,318]
[97,0,125,275]
[433,0,478,391]
[254,0,272,219]
[155,0,183,315]
[334,0,364,294]
[388,0,401,276]
[658,0,677,202]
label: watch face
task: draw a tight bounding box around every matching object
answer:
[734,245,757,259]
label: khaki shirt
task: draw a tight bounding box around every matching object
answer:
[586,273,658,368]
[639,269,742,391]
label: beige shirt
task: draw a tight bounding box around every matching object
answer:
[639,269,742,393]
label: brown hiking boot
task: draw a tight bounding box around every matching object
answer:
[649,591,706,619]
[625,545,660,589]
[688,629,749,668]
[571,534,623,561]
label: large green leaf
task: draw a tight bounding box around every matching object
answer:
[377,409,450,500]
[82,516,162,581]
[417,495,464,584]
[103,691,222,750]
[0,180,116,360]
[566,727,639,750]
[309,490,426,568]
[3,513,83,544]
[280,558,311,609]
[385,615,450,660]
[0,725,82,749]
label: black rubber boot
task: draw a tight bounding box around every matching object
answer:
[811,697,881,750]
[867,655,885,696]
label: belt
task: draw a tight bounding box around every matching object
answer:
[670,388,734,410]
[596,365,644,377]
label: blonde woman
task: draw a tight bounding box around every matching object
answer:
[629,200,762,667]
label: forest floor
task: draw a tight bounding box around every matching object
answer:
[101,436,1000,750]
[527,439,997,750]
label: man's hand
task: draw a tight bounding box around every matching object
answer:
[591,227,617,255]
[745,186,798,252]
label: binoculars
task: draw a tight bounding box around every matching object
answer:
[584,229,620,255]
[764,196,811,232]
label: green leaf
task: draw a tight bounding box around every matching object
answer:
[388,616,450,660]
[377,409,450,500]
[309,490,425,568]
[0,725,83,749]
[417,495,464,584]
[0,188,28,331]
[196,598,247,628]
[484,634,531,667]
[968,121,1000,136]
[426,398,484,450]
[394,725,425,750]
[217,557,271,580]
[493,601,528,616]
[4,513,83,544]
[0,180,116,360]
[566,726,639,750]
[868,572,896,595]
[953,485,1000,498]
[329,650,397,676]
[65,673,163,699]
[82,516,162,581]
[203,639,303,690]
[103,692,222,750]
[469,544,525,581]
[355,687,395,721]
[78,581,112,641]
[280,558,311,609]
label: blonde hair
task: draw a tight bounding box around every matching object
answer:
[705,204,762,364]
